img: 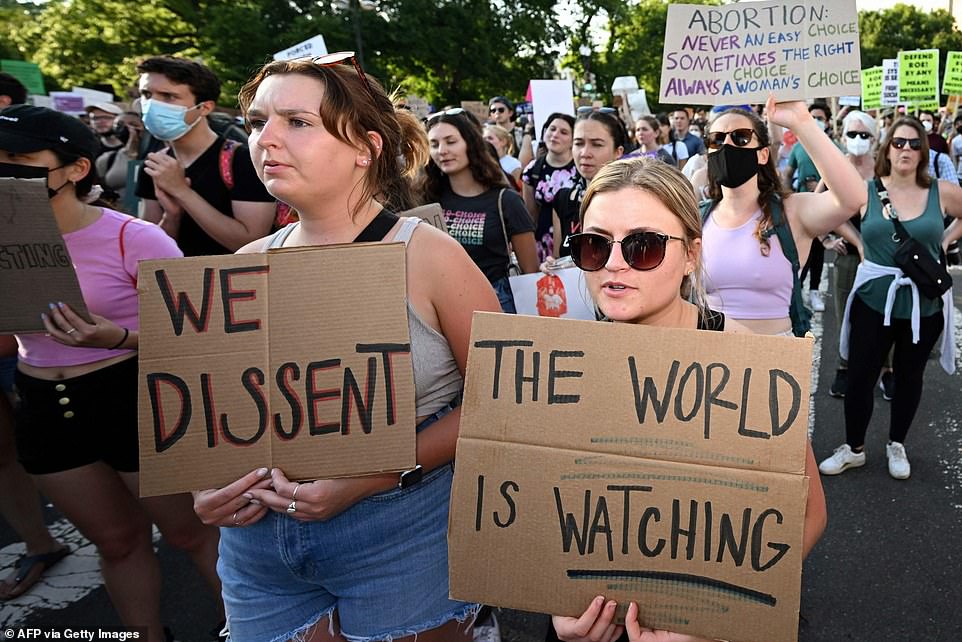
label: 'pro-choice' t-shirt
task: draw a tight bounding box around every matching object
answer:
[440,187,533,282]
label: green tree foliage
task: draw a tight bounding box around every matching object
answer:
[8,0,564,107]
[858,2,962,78]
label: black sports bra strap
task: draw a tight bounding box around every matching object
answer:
[354,209,400,243]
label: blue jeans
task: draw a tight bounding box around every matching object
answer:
[217,406,477,642]
[490,276,516,314]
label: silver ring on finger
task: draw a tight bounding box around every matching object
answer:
[292,483,301,499]
[232,511,240,526]
[287,500,297,513]
[66,327,77,335]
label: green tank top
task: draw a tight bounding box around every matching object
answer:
[858,180,944,319]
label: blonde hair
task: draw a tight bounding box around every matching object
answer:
[483,123,515,156]
[580,157,709,319]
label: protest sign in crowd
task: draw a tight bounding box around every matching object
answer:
[1,1,960,641]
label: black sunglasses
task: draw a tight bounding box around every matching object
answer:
[489,106,507,114]
[566,231,685,272]
[845,131,872,140]
[891,137,922,150]
[309,51,375,100]
[707,128,757,149]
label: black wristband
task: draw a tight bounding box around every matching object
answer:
[110,327,129,350]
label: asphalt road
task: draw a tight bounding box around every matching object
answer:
[2,262,961,642]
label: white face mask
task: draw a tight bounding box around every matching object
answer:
[922,120,933,133]
[845,136,872,157]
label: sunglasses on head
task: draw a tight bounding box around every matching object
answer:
[706,128,757,149]
[891,137,922,150]
[565,231,685,272]
[428,107,466,121]
[308,51,375,100]
[845,131,872,140]
[577,106,617,115]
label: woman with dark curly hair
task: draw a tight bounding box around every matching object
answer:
[424,109,539,312]
[701,97,867,336]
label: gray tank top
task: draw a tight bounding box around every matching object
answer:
[265,218,462,416]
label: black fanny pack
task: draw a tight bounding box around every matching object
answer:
[875,178,952,299]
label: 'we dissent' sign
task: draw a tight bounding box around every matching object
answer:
[137,243,416,497]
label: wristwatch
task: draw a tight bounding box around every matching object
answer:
[398,464,423,489]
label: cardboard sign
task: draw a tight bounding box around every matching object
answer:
[898,49,939,105]
[449,313,813,642]
[0,178,89,333]
[273,34,328,61]
[510,267,596,320]
[460,101,490,124]
[942,52,962,95]
[860,66,883,111]
[659,0,860,105]
[137,243,417,497]
[401,203,449,234]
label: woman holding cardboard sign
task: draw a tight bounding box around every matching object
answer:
[700,96,868,337]
[550,157,826,642]
[0,105,223,641]
[190,55,500,642]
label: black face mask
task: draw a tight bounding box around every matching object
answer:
[0,162,69,198]
[707,144,760,188]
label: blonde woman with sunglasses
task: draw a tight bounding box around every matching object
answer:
[550,157,826,642]
[701,97,867,337]
[819,117,962,481]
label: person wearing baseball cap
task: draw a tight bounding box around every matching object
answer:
[0,104,223,640]
[84,101,125,155]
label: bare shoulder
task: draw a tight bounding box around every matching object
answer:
[406,220,470,265]
[236,235,272,254]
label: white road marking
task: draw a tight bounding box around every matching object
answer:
[0,518,160,628]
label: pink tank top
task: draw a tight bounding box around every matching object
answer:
[702,209,793,319]
[16,209,182,367]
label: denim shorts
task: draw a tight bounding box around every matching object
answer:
[490,276,517,314]
[217,406,478,642]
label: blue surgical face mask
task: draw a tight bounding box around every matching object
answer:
[142,99,202,141]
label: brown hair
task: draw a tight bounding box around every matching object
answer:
[581,157,708,316]
[422,110,508,202]
[875,117,931,189]
[237,59,429,214]
[706,108,791,255]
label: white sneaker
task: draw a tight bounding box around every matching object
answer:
[886,441,911,479]
[810,290,825,312]
[818,444,866,475]
[473,612,501,642]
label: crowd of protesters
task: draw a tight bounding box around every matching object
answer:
[1,49,961,642]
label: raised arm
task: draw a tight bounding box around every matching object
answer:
[767,96,867,238]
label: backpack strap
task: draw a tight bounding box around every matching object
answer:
[699,199,716,223]
[218,138,240,191]
[118,217,137,287]
[763,196,811,337]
